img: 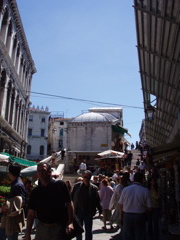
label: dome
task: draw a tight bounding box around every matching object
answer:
[71,112,117,123]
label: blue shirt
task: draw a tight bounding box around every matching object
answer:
[9,177,26,203]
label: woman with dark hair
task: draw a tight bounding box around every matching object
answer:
[147,177,160,240]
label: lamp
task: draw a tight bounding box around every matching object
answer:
[145,105,155,120]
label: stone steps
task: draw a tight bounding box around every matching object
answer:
[62,173,79,186]
[131,149,141,169]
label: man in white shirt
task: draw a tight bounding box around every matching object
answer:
[79,160,87,174]
[119,172,152,240]
[112,171,118,181]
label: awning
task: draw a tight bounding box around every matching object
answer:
[0,154,9,163]
[0,153,37,167]
[152,139,180,161]
[112,125,131,137]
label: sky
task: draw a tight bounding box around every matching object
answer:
[16,0,144,145]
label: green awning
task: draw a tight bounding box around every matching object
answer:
[112,125,128,135]
[0,153,37,167]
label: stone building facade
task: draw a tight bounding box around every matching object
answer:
[26,106,50,161]
[0,0,36,157]
[48,113,72,155]
[66,107,127,173]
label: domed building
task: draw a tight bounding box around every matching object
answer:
[66,108,129,173]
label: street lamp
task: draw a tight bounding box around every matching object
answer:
[145,105,155,121]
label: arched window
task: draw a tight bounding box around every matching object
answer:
[0,70,6,114]
[0,8,9,43]
[27,145,31,154]
[40,145,44,155]
[6,20,12,52]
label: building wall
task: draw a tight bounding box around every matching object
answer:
[26,107,49,160]
[48,116,71,154]
[0,0,36,157]
[67,122,112,152]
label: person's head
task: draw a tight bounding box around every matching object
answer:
[123,172,130,181]
[119,175,128,187]
[37,162,52,184]
[77,177,83,182]
[8,164,21,180]
[93,176,99,182]
[134,172,144,184]
[83,170,92,185]
[101,178,109,187]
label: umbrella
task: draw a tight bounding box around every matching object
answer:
[98,150,124,157]
[20,165,37,177]
[0,154,9,163]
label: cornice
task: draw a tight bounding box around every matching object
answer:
[8,0,36,74]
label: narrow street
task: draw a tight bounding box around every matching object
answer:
[18,149,173,240]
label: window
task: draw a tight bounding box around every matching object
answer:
[41,129,45,137]
[27,145,31,154]
[28,128,32,136]
[59,129,63,136]
[60,122,64,125]
[40,145,44,155]
[41,117,45,122]
[29,115,33,121]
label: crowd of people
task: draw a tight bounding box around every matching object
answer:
[0,148,161,240]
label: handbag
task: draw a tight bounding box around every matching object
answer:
[66,215,84,240]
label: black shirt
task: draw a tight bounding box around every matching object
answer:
[28,179,71,224]
[77,183,90,210]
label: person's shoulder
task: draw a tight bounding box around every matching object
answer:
[116,184,123,190]
[122,184,133,191]
[73,181,82,189]
[54,179,66,187]
[107,185,113,190]
[90,182,98,190]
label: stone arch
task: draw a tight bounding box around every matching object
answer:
[19,55,24,79]
[6,19,12,53]
[5,80,12,121]
[17,98,22,133]
[11,34,17,63]
[14,94,19,130]
[15,44,20,70]
[0,69,6,114]
[9,86,15,125]
[0,7,9,43]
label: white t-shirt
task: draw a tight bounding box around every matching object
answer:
[129,172,134,182]
[79,162,87,170]
[112,173,118,181]
[118,183,152,213]
[138,163,146,170]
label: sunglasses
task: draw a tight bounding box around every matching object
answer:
[83,175,90,179]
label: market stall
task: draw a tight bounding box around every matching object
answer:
[96,150,125,175]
